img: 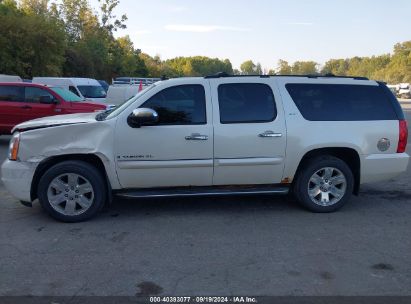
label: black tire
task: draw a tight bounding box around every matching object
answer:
[37,160,107,222]
[293,155,354,212]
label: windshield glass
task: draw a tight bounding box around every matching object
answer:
[50,87,84,102]
[77,85,107,98]
[96,84,156,121]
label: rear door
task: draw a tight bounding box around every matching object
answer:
[0,85,25,134]
[210,78,287,185]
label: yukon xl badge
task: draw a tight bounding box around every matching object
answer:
[118,155,154,160]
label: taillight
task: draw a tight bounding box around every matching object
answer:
[397,120,408,153]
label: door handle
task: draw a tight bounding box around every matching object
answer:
[20,105,32,109]
[258,131,282,138]
[185,133,209,141]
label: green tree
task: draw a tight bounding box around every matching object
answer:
[98,0,127,33]
[0,0,66,77]
[276,60,292,75]
[291,61,318,75]
[321,59,349,76]
[240,60,261,75]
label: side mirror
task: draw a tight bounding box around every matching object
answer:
[39,96,56,104]
[127,108,159,128]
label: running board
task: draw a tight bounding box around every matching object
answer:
[115,185,290,199]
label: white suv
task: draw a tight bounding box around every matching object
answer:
[2,74,409,222]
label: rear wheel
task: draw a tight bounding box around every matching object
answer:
[37,161,106,222]
[294,156,354,212]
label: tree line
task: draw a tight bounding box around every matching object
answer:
[0,0,410,83]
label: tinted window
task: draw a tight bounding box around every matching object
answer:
[218,83,276,124]
[286,84,398,121]
[25,87,55,103]
[0,86,24,102]
[142,85,206,125]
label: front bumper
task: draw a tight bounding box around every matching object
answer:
[1,159,39,202]
[361,153,410,184]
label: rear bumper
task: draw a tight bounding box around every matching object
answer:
[1,160,38,202]
[361,153,410,184]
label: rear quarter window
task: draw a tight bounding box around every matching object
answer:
[285,84,398,121]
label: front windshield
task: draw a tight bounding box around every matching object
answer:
[96,84,156,121]
[78,85,107,98]
[50,87,84,102]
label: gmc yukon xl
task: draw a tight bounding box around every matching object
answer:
[1,74,409,222]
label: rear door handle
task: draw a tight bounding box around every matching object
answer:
[20,105,32,109]
[258,131,282,138]
[185,133,209,141]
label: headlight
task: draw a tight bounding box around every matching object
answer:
[8,133,20,161]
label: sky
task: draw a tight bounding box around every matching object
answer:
[90,0,411,70]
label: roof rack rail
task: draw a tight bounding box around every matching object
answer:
[204,72,368,80]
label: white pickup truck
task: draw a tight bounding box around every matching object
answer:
[2,74,409,222]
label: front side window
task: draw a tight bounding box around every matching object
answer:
[0,86,24,102]
[50,87,83,102]
[286,84,398,121]
[25,87,55,103]
[218,83,276,124]
[141,85,207,125]
[77,85,107,98]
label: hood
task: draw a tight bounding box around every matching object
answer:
[12,112,98,133]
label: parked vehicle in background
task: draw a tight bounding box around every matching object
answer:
[106,77,160,105]
[2,74,408,222]
[98,80,109,93]
[387,84,398,95]
[32,77,107,103]
[0,74,22,82]
[398,83,411,99]
[0,83,107,135]
[112,77,160,86]
[106,83,142,105]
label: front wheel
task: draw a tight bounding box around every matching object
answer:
[293,156,354,212]
[37,160,106,222]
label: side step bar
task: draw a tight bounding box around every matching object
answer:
[115,185,290,199]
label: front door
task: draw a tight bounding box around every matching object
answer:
[210,79,287,185]
[23,86,61,120]
[114,80,214,189]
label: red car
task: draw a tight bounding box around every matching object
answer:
[0,83,107,135]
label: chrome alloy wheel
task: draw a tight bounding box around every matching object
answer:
[47,173,94,216]
[307,167,347,206]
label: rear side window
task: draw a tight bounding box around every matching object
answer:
[286,84,398,121]
[0,86,24,102]
[25,87,55,103]
[142,85,206,125]
[218,83,276,124]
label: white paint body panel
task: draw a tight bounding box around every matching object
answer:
[209,77,287,185]
[1,76,409,203]
[114,78,214,188]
